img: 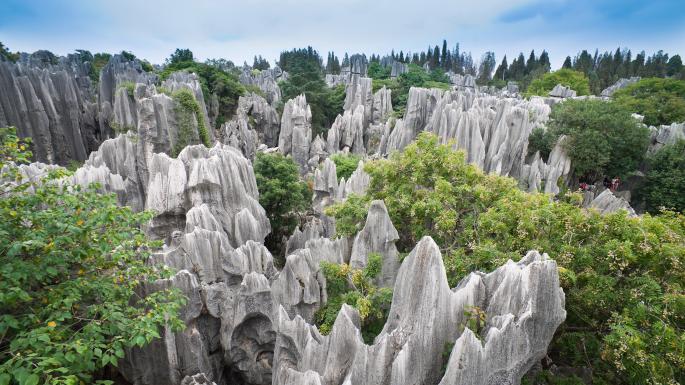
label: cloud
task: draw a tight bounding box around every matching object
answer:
[0,0,683,68]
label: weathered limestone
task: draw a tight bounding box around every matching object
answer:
[273,236,566,385]
[588,189,637,217]
[390,61,408,78]
[601,77,640,97]
[649,122,685,153]
[372,86,393,124]
[350,200,400,287]
[549,84,577,98]
[343,74,373,123]
[0,54,100,164]
[237,93,280,147]
[239,66,285,105]
[222,110,257,160]
[326,105,365,155]
[278,94,312,173]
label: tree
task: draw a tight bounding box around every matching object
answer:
[547,99,650,180]
[327,132,685,385]
[330,153,361,180]
[167,48,194,64]
[0,127,185,384]
[253,152,312,258]
[525,68,591,97]
[640,140,685,213]
[562,56,573,69]
[160,58,248,128]
[477,51,496,85]
[613,78,685,126]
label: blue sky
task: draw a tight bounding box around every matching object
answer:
[1,0,684,68]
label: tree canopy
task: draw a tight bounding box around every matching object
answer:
[0,127,185,384]
[613,77,685,126]
[525,69,591,97]
[328,132,685,385]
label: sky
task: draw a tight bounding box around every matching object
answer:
[1,0,684,68]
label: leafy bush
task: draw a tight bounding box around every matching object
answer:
[640,139,685,213]
[171,89,210,156]
[160,58,246,128]
[545,99,650,180]
[0,41,20,62]
[328,132,685,385]
[527,126,557,161]
[254,152,312,258]
[525,69,590,97]
[118,81,135,98]
[0,127,185,384]
[367,61,391,79]
[613,78,685,126]
[315,254,393,343]
[330,153,361,180]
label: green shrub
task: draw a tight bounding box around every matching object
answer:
[640,140,685,213]
[0,127,185,384]
[254,152,312,258]
[315,254,393,343]
[171,89,210,156]
[525,69,590,97]
[328,132,685,385]
[546,99,649,180]
[330,153,361,180]
[160,59,246,128]
[613,78,685,126]
[527,126,557,161]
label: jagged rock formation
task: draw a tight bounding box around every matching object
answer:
[326,105,365,155]
[343,74,373,122]
[273,236,566,385]
[448,72,476,89]
[521,135,572,195]
[649,122,684,153]
[239,66,286,105]
[588,189,637,217]
[390,61,408,78]
[278,94,312,172]
[99,54,158,133]
[379,87,570,194]
[372,86,393,124]
[237,93,280,147]
[548,84,577,98]
[601,77,640,97]
[161,71,212,133]
[0,53,99,164]
[350,200,400,287]
[222,110,257,160]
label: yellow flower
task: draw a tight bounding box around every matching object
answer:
[47,321,57,328]
[76,219,84,226]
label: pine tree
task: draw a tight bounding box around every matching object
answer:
[441,40,448,69]
[562,56,573,69]
[494,55,508,81]
[525,50,536,75]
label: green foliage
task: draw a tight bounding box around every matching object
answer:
[330,153,361,180]
[525,69,590,97]
[613,78,685,126]
[527,126,557,161]
[640,140,685,213]
[328,132,685,384]
[547,99,649,179]
[120,50,136,62]
[90,53,112,83]
[160,59,246,128]
[167,48,194,64]
[0,130,186,384]
[315,254,393,343]
[171,89,210,156]
[118,81,135,98]
[0,41,20,62]
[278,48,345,137]
[368,62,391,79]
[140,60,153,72]
[325,193,371,238]
[254,152,312,257]
[389,64,451,113]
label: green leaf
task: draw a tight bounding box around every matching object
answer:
[25,374,39,385]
